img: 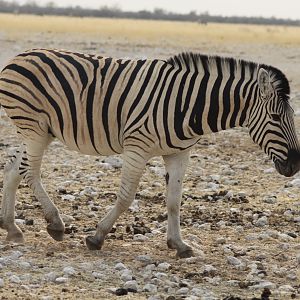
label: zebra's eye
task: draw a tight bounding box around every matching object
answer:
[271,114,281,122]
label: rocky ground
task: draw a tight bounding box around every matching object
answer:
[0,29,299,300]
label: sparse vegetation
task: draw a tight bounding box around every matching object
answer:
[1,13,300,46]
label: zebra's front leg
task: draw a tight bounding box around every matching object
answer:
[163,150,194,258]
[0,147,25,243]
[86,151,147,250]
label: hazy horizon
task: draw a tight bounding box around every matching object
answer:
[4,0,300,20]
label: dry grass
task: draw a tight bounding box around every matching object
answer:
[1,13,300,46]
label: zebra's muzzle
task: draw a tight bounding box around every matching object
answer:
[274,149,300,177]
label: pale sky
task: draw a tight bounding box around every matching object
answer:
[8,0,300,20]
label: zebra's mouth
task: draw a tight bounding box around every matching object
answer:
[274,150,300,177]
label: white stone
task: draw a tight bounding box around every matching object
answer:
[115,262,126,271]
[61,194,75,201]
[0,278,4,288]
[255,216,268,227]
[120,273,132,282]
[289,178,300,187]
[92,272,105,279]
[124,280,139,291]
[9,275,21,283]
[250,281,276,290]
[55,277,68,284]
[278,285,295,292]
[61,214,75,223]
[44,272,58,282]
[143,283,158,294]
[102,157,123,168]
[133,234,149,241]
[176,287,189,295]
[10,251,23,259]
[18,261,31,269]
[157,262,171,271]
[15,219,25,225]
[227,256,241,266]
[63,266,76,276]
[136,255,152,264]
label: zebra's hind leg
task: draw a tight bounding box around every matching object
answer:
[86,150,147,250]
[23,140,65,241]
[0,146,25,243]
[163,151,195,258]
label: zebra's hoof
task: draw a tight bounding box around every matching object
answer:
[6,231,25,243]
[47,226,64,241]
[176,248,194,258]
[86,235,104,250]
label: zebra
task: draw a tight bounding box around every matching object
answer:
[0,49,299,258]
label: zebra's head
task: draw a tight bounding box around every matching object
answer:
[248,66,300,177]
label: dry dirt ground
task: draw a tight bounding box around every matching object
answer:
[0,17,300,300]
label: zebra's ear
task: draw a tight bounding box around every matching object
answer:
[258,68,271,97]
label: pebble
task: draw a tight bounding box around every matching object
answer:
[102,156,123,169]
[255,216,268,227]
[55,277,69,284]
[63,266,76,276]
[157,262,171,271]
[61,194,75,201]
[115,262,127,271]
[288,178,300,187]
[9,275,21,283]
[133,234,149,241]
[143,283,158,294]
[176,287,189,295]
[124,280,139,291]
[249,280,275,290]
[136,255,152,264]
[0,278,4,288]
[226,256,242,266]
[44,272,58,282]
[263,195,277,204]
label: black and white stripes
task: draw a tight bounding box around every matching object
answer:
[0,49,299,257]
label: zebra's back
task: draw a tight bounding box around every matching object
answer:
[0,49,177,156]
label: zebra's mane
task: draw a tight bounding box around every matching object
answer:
[167,52,290,100]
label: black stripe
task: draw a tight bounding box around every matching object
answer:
[163,68,187,149]
[221,59,235,130]
[208,57,222,132]
[28,52,79,146]
[126,60,159,121]
[102,60,131,152]
[48,50,89,100]
[174,69,191,140]
[230,63,245,128]
[189,56,210,135]
[239,69,255,126]
[153,67,174,148]
[100,58,112,88]
[124,62,167,134]
[117,60,147,143]
[4,63,64,139]
[86,59,99,153]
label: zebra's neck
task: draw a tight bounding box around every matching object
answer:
[167,53,259,135]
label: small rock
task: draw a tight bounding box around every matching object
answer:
[286,272,297,281]
[92,272,105,279]
[255,216,268,227]
[133,234,149,241]
[9,275,21,283]
[263,195,277,204]
[0,278,4,288]
[61,194,75,201]
[176,287,189,295]
[61,214,75,223]
[278,285,295,292]
[10,251,23,259]
[115,288,128,296]
[288,178,300,187]
[200,265,217,277]
[44,272,58,282]
[124,280,138,292]
[136,255,152,264]
[120,273,132,282]
[227,256,241,266]
[103,156,123,169]
[18,261,31,269]
[250,281,275,290]
[55,277,68,284]
[216,237,226,244]
[115,262,126,271]
[157,262,171,271]
[143,283,158,294]
[63,266,76,276]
